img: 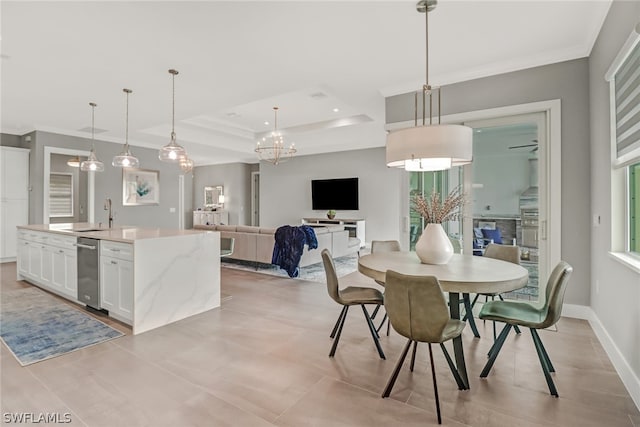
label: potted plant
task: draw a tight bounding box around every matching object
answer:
[326,209,336,220]
[413,186,465,264]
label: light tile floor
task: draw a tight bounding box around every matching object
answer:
[1,262,638,426]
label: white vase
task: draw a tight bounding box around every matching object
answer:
[415,223,454,265]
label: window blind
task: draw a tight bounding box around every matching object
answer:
[615,39,640,160]
[49,173,73,217]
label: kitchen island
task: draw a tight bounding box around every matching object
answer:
[16,223,220,335]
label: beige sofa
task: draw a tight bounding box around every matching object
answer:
[194,224,360,267]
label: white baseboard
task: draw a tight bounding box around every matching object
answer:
[563,303,640,411]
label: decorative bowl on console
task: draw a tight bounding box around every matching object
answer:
[327,210,336,220]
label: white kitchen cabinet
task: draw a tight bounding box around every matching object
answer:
[100,240,134,324]
[27,240,43,279]
[17,239,30,277]
[17,231,77,300]
[100,256,133,323]
[0,147,29,262]
[51,246,77,299]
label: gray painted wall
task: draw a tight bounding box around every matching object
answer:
[588,1,640,395]
[386,58,591,306]
[193,163,253,226]
[29,131,192,228]
[258,147,404,246]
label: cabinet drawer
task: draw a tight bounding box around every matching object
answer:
[48,234,77,250]
[100,241,133,261]
[20,230,49,243]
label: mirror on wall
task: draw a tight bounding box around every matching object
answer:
[204,185,223,209]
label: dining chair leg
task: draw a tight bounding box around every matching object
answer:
[440,342,466,390]
[371,305,380,319]
[530,329,558,397]
[487,321,512,358]
[330,306,347,338]
[409,341,418,372]
[497,294,522,334]
[361,305,386,360]
[329,305,349,357]
[480,324,512,377]
[463,293,480,338]
[531,329,555,372]
[375,313,388,333]
[386,316,391,336]
[382,339,413,398]
[428,343,442,424]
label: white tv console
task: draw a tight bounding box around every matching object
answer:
[302,217,365,248]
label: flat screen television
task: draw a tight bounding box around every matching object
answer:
[311,178,359,210]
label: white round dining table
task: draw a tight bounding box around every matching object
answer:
[357,251,529,390]
[358,251,529,294]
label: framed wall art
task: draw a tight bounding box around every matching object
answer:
[122,168,159,206]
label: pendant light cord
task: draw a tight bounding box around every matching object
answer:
[170,69,177,140]
[90,102,97,149]
[124,89,131,149]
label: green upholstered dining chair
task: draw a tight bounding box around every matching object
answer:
[463,243,522,339]
[322,249,386,359]
[478,261,573,397]
[381,270,466,424]
[369,240,401,334]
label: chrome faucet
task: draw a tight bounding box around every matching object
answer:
[104,198,113,228]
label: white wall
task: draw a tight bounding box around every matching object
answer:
[259,147,404,246]
[588,1,640,407]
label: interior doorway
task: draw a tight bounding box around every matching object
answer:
[463,112,551,301]
[43,147,93,224]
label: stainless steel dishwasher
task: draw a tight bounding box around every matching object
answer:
[77,237,101,310]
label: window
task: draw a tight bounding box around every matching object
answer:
[631,162,640,253]
[49,173,73,217]
[607,24,640,258]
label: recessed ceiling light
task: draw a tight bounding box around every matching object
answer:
[333,108,339,113]
[264,121,269,125]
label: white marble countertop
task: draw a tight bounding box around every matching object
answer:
[18,223,209,243]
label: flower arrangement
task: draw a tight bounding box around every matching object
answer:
[413,186,465,224]
[327,209,336,219]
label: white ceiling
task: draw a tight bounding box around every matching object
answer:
[0,1,611,166]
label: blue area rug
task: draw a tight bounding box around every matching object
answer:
[0,287,124,366]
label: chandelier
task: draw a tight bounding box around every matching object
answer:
[386,0,472,172]
[112,88,140,168]
[159,69,187,162]
[255,107,296,165]
[80,102,105,172]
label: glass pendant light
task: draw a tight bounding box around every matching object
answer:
[80,102,105,172]
[178,154,194,174]
[67,156,80,167]
[112,88,140,168]
[159,69,187,162]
